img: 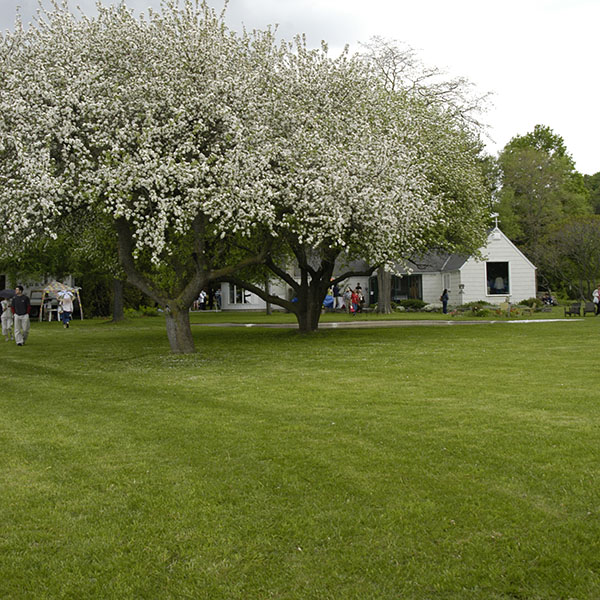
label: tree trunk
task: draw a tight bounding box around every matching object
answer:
[165,306,196,354]
[265,277,272,316]
[112,278,125,322]
[295,283,326,333]
[295,303,322,333]
[377,268,392,314]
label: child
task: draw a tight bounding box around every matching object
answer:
[58,290,75,328]
[1,298,13,341]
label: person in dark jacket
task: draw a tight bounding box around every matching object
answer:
[440,288,449,314]
[11,286,31,346]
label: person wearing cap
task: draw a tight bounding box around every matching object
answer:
[11,286,31,346]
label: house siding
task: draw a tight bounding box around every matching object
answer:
[459,231,536,305]
[421,271,462,305]
[422,272,442,304]
[448,271,461,306]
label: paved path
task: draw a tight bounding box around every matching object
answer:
[193,318,580,329]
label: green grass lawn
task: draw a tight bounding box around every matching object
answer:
[188,304,569,325]
[1,315,599,599]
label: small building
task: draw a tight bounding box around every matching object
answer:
[218,227,537,310]
[370,226,536,306]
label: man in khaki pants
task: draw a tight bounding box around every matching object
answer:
[11,286,31,346]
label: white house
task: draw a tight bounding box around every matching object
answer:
[220,259,372,311]
[219,226,536,310]
[373,226,537,306]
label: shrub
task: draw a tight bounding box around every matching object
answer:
[399,299,427,310]
[461,300,493,308]
[521,297,542,308]
[467,305,490,317]
[124,305,159,318]
[423,303,442,312]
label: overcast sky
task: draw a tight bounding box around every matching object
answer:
[2,0,598,174]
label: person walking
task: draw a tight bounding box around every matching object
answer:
[198,289,207,311]
[1,297,13,341]
[11,286,31,346]
[58,289,75,328]
[440,288,449,314]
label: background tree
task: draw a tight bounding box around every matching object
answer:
[496,125,591,278]
[584,172,600,214]
[541,216,600,299]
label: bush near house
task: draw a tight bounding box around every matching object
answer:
[521,297,543,308]
[399,299,427,310]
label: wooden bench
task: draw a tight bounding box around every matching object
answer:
[583,301,597,316]
[564,302,581,317]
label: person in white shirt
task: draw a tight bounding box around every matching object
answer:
[58,290,75,328]
[1,298,13,341]
[593,284,600,316]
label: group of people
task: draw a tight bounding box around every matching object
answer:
[1,286,32,346]
[322,283,365,314]
[0,286,75,346]
[193,289,221,311]
[342,284,365,314]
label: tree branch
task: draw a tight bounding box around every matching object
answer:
[115,218,169,306]
[265,255,300,291]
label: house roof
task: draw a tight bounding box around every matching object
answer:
[395,227,537,274]
[331,227,536,277]
[392,251,469,274]
[332,257,371,276]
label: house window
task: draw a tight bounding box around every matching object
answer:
[391,275,422,301]
[228,284,251,304]
[487,262,509,295]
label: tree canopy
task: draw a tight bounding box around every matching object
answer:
[0,2,492,348]
[0,1,278,351]
[496,125,590,270]
[493,125,600,296]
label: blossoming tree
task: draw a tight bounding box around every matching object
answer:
[0,1,276,353]
[0,1,491,347]
[222,39,491,330]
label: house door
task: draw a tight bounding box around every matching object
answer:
[369,276,378,304]
[409,276,422,299]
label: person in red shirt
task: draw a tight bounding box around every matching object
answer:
[350,289,360,315]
